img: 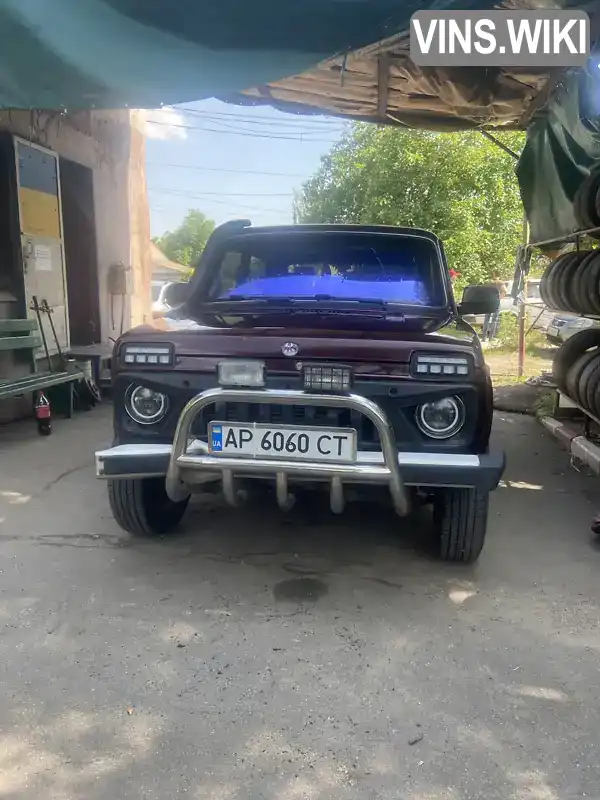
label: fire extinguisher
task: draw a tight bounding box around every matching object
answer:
[35,391,52,436]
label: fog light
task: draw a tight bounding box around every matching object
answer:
[416,396,465,439]
[218,360,265,387]
[125,385,168,425]
[303,364,352,392]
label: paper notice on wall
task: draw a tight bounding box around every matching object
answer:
[34,244,52,272]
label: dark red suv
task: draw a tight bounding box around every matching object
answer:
[96,222,504,563]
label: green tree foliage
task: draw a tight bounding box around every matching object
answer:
[295,125,526,286]
[154,209,215,268]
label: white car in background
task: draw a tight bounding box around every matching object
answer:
[547,314,600,344]
[151,281,176,317]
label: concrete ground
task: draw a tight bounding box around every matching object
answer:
[1,406,600,800]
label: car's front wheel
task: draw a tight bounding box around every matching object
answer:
[432,487,489,563]
[108,478,189,537]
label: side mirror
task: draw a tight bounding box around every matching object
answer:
[458,284,500,316]
[163,281,189,309]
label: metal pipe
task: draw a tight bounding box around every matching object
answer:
[275,472,295,512]
[479,130,520,160]
[165,387,410,515]
[526,224,600,250]
[330,477,345,514]
[222,469,238,507]
[517,216,530,379]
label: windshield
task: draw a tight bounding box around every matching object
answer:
[206,233,446,307]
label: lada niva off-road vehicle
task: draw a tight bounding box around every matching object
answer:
[96,222,505,563]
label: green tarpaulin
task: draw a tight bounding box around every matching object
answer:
[517,65,600,246]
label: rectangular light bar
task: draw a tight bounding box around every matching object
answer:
[414,355,470,377]
[303,364,353,392]
[121,344,173,366]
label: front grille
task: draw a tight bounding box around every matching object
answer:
[191,402,379,447]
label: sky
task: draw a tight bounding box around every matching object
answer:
[141,99,348,237]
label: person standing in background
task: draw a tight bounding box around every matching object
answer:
[482,273,506,341]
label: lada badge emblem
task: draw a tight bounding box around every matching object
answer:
[282,342,299,357]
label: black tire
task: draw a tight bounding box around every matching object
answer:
[579,352,600,413]
[566,348,600,405]
[552,328,600,393]
[558,251,593,313]
[571,251,599,315]
[433,487,489,563]
[108,477,190,537]
[589,369,600,419]
[539,258,556,308]
[541,253,574,309]
[582,250,600,314]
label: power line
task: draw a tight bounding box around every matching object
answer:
[150,189,291,216]
[144,119,339,143]
[176,105,346,128]
[146,161,309,178]
[177,114,339,138]
[148,187,293,197]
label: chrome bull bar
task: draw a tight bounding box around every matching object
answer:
[165,387,410,516]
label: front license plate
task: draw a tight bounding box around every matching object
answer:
[208,422,357,463]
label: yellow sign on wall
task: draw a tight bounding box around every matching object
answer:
[19,186,61,239]
[16,140,61,239]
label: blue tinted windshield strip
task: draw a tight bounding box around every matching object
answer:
[220,275,428,304]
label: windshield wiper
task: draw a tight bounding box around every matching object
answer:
[208,295,390,308]
[209,296,294,304]
[311,294,388,308]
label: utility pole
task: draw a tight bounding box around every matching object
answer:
[517,216,530,378]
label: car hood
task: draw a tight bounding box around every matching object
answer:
[121,313,479,365]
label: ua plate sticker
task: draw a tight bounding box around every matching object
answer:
[211,425,223,452]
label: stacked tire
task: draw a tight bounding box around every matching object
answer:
[540,249,600,314]
[543,167,600,415]
[553,329,600,416]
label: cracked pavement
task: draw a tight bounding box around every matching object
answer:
[1,406,600,799]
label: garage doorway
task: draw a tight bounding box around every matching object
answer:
[59,157,101,346]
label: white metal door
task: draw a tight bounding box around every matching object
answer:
[14,137,69,356]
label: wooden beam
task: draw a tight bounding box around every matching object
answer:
[377,54,390,121]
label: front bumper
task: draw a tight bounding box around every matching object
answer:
[96,387,505,516]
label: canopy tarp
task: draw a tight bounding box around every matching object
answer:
[516,66,600,245]
[2,0,599,244]
[0,0,583,130]
[0,0,450,109]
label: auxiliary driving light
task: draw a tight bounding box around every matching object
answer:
[303,364,352,392]
[415,396,465,440]
[218,360,265,387]
[121,343,173,366]
[412,354,470,378]
[125,385,168,425]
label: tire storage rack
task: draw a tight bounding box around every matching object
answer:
[532,165,600,430]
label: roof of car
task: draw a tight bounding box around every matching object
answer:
[209,221,442,245]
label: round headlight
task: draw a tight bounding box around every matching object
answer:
[416,396,465,439]
[125,385,168,425]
